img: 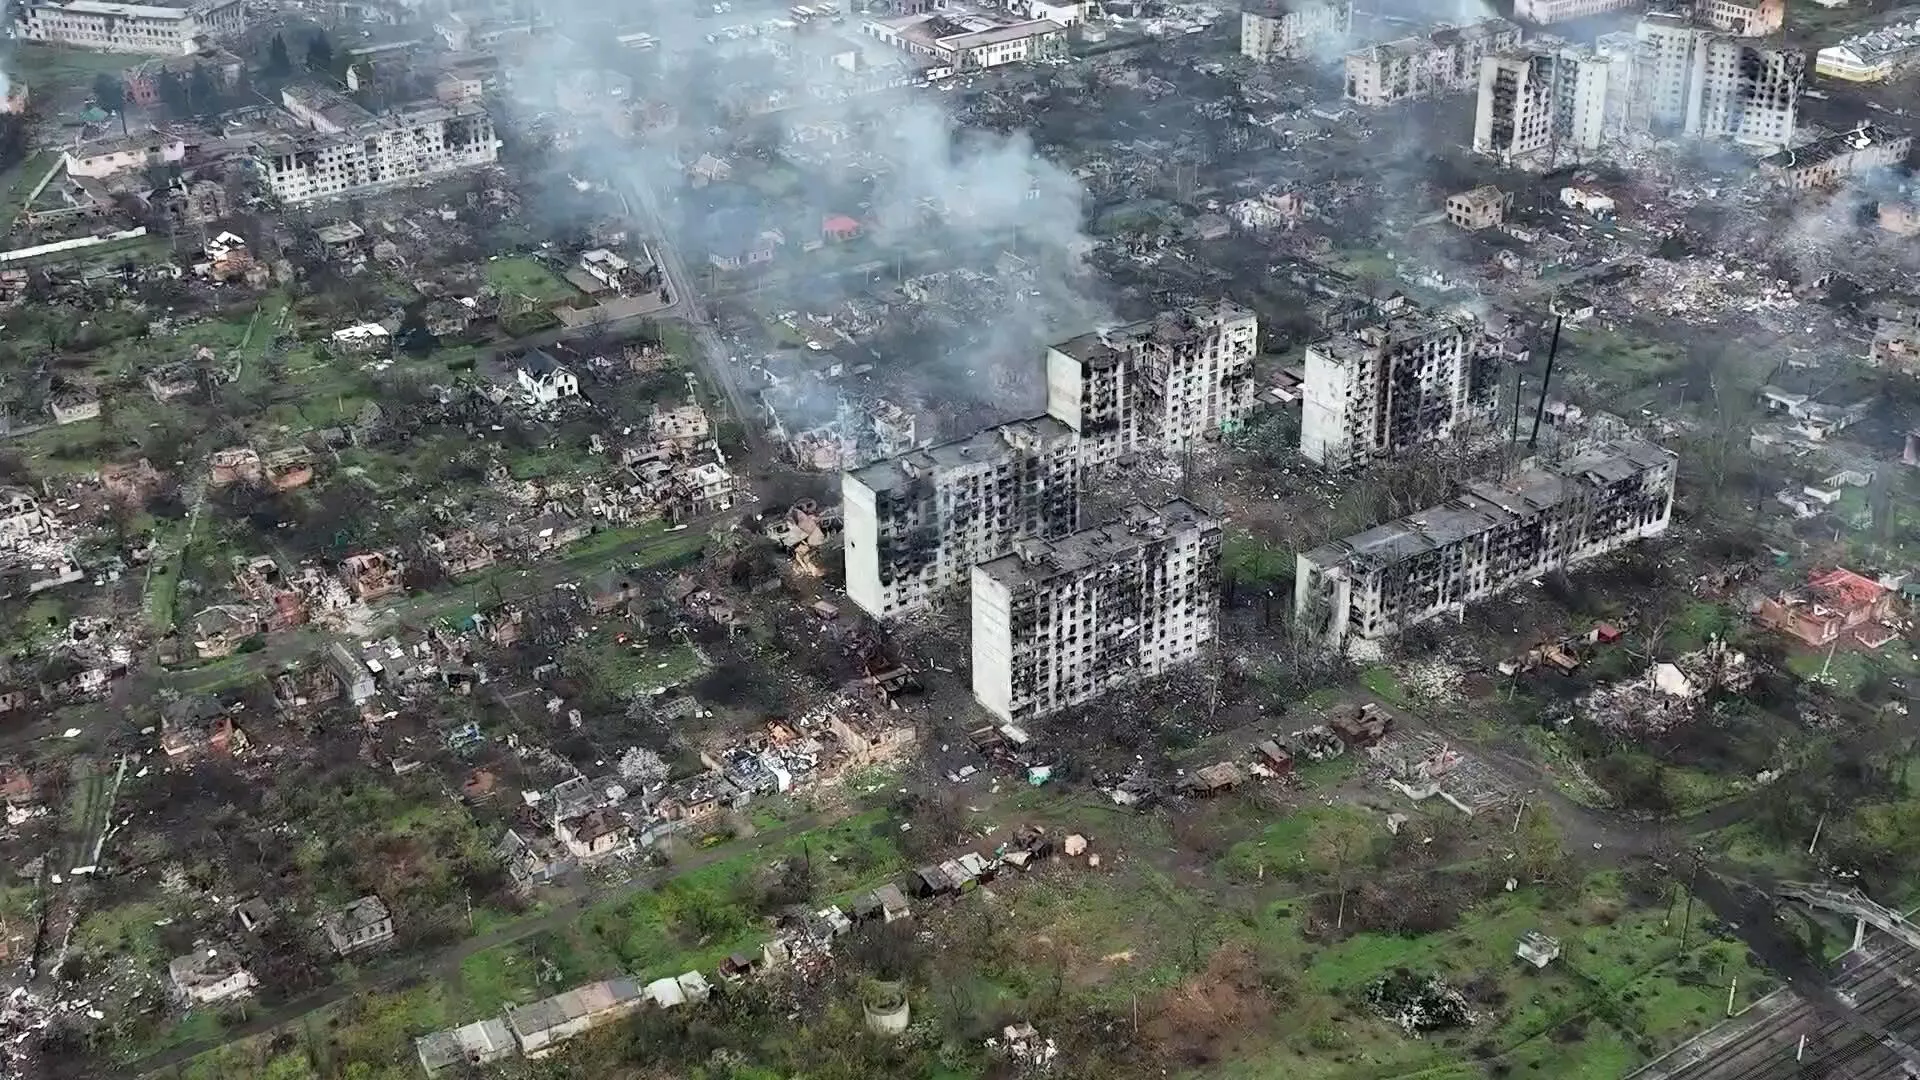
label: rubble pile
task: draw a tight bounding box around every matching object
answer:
[1364,970,1476,1036]
[1580,639,1754,737]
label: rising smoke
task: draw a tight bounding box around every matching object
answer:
[500,0,1112,426]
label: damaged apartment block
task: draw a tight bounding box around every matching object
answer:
[1045,300,1260,469]
[844,298,1257,619]
[971,500,1222,723]
[843,416,1080,618]
[1299,309,1501,468]
[1295,439,1676,649]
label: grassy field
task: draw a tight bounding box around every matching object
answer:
[0,151,53,224]
[561,634,707,699]
[485,255,582,305]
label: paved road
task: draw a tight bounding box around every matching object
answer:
[119,810,829,1079]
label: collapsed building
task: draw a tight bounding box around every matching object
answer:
[970,499,1221,723]
[251,104,501,205]
[843,417,1080,618]
[1239,0,1351,64]
[1295,439,1677,648]
[1343,18,1523,108]
[1298,309,1499,468]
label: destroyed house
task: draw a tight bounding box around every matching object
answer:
[1296,440,1676,645]
[1754,568,1897,649]
[321,895,394,955]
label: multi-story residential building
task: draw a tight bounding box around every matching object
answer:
[252,104,500,205]
[1299,310,1490,467]
[1295,439,1676,647]
[843,416,1079,618]
[1474,44,1619,167]
[14,0,243,55]
[1045,301,1259,465]
[1045,333,1135,470]
[1240,0,1351,63]
[1514,0,1637,24]
[1693,0,1783,37]
[972,500,1221,723]
[1630,13,1801,147]
[862,12,1066,75]
[1343,18,1523,107]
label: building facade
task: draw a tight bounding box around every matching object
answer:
[1473,45,1617,167]
[1760,124,1913,191]
[1239,0,1351,63]
[254,105,500,205]
[1815,21,1920,83]
[1295,439,1676,646]
[1343,18,1523,107]
[1299,311,1482,467]
[15,0,243,55]
[1693,0,1784,37]
[1044,302,1259,466]
[1513,0,1636,23]
[972,500,1221,723]
[1630,14,1801,147]
[843,416,1079,618]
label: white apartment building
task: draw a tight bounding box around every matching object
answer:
[843,416,1079,618]
[1816,21,1920,83]
[1474,45,1617,168]
[1044,301,1259,467]
[1295,439,1676,647]
[1344,18,1523,107]
[1694,0,1783,37]
[254,105,500,205]
[972,500,1221,723]
[1631,14,1801,147]
[1239,0,1351,63]
[1299,311,1481,467]
[15,0,243,55]
[1514,0,1637,23]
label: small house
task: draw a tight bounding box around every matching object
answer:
[168,946,256,1005]
[415,1017,515,1075]
[320,895,394,956]
[517,350,579,405]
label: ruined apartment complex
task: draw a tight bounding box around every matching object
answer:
[1299,310,1497,468]
[971,500,1222,723]
[845,301,1256,618]
[1343,18,1522,108]
[253,103,500,204]
[1295,439,1677,647]
[1473,11,1802,167]
[1239,0,1351,63]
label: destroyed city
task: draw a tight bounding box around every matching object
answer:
[4,0,1920,1075]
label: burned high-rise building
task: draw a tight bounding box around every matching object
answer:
[1474,44,1621,168]
[1299,310,1493,468]
[1344,18,1523,108]
[1046,301,1259,467]
[1629,13,1801,148]
[972,499,1221,723]
[1295,439,1676,647]
[843,417,1079,619]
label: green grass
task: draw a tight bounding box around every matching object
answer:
[0,151,52,223]
[1222,530,1292,587]
[561,635,708,699]
[485,256,580,305]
